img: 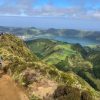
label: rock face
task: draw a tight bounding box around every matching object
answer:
[0,75,29,100]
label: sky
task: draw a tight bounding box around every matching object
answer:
[0,0,100,30]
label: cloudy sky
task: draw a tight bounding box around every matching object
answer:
[0,0,100,30]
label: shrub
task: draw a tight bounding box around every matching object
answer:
[53,85,80,100]
[53,85,93,100]
[30,95,41,100]
[81,91,93,100]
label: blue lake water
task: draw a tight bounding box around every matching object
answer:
[54,37,99,46]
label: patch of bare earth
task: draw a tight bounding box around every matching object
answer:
[0,74,29,100]
[28,78,58,100]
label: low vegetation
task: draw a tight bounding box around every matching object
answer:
[0,34,100,100]
[53,85,93,100]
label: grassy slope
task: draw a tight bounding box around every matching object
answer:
[26,39,92,68]
[26,38,100,95]
[0,34,99,99]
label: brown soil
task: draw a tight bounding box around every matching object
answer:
[28,78,58,99]
[0,74,29,100]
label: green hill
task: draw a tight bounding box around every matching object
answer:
[26,38,100,92]
[26,38,91,69]
[0,34,100,100]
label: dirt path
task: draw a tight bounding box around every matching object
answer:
[0,74,29,100]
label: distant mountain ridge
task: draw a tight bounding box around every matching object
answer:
[0,26,100,45]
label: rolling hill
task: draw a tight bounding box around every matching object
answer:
[26,38,100,92]
[0,34,100,100]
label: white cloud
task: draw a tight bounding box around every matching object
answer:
[0,0,100,20]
